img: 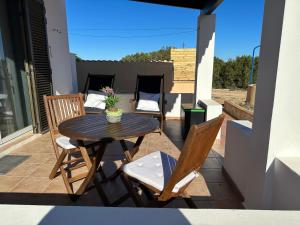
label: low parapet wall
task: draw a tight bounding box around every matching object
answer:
[1,204,299,225]
[224,101,253,122]
[76,60,174,93]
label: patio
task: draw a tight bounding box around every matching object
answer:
[0,113,243,209]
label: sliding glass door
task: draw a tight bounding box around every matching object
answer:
[0,0,32,142]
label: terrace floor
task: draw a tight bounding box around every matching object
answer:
[0,113,243,209]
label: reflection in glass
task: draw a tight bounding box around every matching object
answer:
[0,0,32,140]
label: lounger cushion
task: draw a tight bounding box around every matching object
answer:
[84,90,107,110]
[123,151,197,193]
[136,92,160,112]
[56,136,78,149]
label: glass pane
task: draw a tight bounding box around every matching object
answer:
[0,0,32,139]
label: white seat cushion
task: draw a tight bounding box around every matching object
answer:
[56,136,79,150]
[84,90,107,110]
[136,92,160,112]
[123,151,197,193]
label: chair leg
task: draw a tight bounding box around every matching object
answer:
[184,198,197,209]
[60,164,74,194]
[121,173,145,207]
[49,150,68,179]
[75,148,95,195]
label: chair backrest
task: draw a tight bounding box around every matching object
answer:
[135,74,164,111]
[159,115,225,201]
[84,74,115,94]
[43,94,85,135]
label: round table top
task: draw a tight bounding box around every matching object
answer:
[58,113,159,142]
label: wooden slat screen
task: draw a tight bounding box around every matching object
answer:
[26,0,52,132]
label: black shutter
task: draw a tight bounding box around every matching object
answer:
[24,0,52,133]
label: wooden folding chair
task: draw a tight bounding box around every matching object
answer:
[120,115,225,208]
[43,93,104,198]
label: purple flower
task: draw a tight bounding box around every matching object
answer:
[102,86,114,95]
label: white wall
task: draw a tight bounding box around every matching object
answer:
[198,99,222,138]
[44,0,73,95]
[224,120,252,196]
[244,0,300,209]
[271,157,300,209]
[70,53,78,93]
[224,0,300,210]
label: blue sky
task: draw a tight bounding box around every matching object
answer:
[65,0,264,61]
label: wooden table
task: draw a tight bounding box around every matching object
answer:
[84,107,104,114]
[58,113,159,205]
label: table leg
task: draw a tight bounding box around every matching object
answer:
[75,142,110,206]
[120,136,144,162]
[99,136,145,183]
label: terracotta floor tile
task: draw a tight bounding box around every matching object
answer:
[207,182,240,201]
[43,178,67,194]
[194,200,214,209]
[29,164,55,178]
[211,200,244,209]
[200,169,226,183]
[11,177,50,193]
[202,158,222,169]
[6,163,40,177]
[76,188,103,206]
[0,176,24,192]
[11,153,55,164]
[184,175,211,198]
[0,115,242,208]
[167,199,189,208]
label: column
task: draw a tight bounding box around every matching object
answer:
[194,13,216,102]
[244,0,300,209]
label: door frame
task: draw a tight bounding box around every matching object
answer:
[0,125,32,145]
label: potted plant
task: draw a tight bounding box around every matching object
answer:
[102,87,123,123]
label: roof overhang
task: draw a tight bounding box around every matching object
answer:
[131,0,224,14]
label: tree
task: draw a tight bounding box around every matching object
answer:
[213,55,259,89]
[234,56,252,88]
[121,46,173,62]
[212,57,225,88]
[222,60,237,89]
[75,55,82,62]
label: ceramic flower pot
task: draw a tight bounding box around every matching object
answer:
[105,108,123,123]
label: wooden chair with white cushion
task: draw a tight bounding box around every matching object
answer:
[43,93,105,198]
[120,115,225,208]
